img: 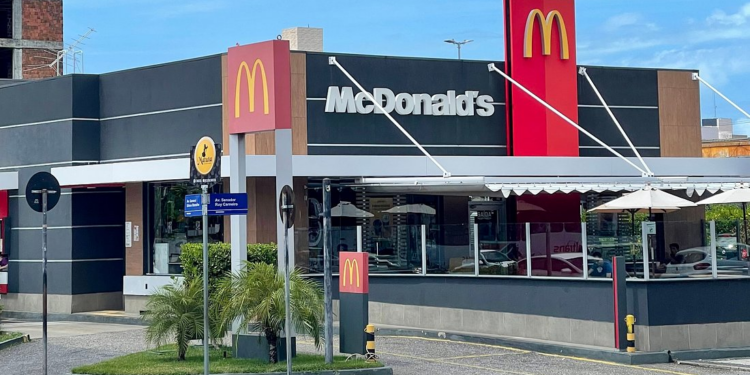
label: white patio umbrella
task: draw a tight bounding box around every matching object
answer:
[589,186,697,236]
[697,186,750,243]
[330,201,374,218]
[589,186,697,217]
[384,204,436,215]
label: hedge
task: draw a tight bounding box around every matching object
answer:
[180,242,277,291]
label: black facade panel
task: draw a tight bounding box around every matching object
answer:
[578,107,660,150]
[71,260,124,294]
[9,262,72,294]
[11,228,72,261]
[71,74,101,119]
[70,189,125,226]
[318,276,613,323]
[99,55,222,118]
[628,279,750,326]
[577,67,659,107]
[0,122,74,167]
[308,145,506,156]
[72,120,101,161]
[306,53,507,156]
[71,227,124,260]
[99,106,222,161]
[0,76,73,127]
[579,148,660,158]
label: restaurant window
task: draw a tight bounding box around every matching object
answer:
[148,181,224,275]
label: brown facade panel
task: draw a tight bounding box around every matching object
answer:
[657,71,701,157]
[125,183,144,276]
[22,0,62,42]
[291,52,308,155]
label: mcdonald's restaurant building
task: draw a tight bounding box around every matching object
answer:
[3,0,750,353]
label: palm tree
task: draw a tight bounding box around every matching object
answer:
[218,262,324,363]
[143,279,220,360]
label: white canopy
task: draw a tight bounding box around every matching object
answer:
[697,185,750,205]
[384,204,436,215]
[589,187,696,214]
[330,201,374,218]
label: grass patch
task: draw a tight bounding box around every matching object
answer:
[0,332,24,343]
[72,345,382,375]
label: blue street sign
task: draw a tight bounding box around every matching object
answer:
[184,193,248,217]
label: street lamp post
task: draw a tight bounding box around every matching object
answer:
[444,39,473,59]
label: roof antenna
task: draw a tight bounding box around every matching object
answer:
[49,27,96,76]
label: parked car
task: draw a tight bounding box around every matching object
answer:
[450,250,518,275]
[718,243,749,261]
[665,247,747,277]
[517,253,602,277]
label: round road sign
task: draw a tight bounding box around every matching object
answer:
[278,185,295,229]
[193,136,217,176]
[25,172,61,213]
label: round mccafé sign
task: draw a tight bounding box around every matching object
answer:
[194,136,217,176]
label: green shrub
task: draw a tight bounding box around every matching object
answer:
[180,242,278,291]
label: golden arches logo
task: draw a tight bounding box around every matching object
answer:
[234,59,270,118]
[342,259,360,288]
[524,9,570,60]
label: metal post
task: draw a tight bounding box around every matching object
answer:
[356,226,363,252]
[525,223,532,277]
[421,225,427,276]
[710,220,718,279]
[201,185,209,375]
[473,223,479,276]
[283,222,292,375]
[642,222,650,281]
[582,221,589,280]
[322,179,333,364]
[42,190,48,375]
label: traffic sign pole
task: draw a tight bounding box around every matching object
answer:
[202,185,210,375]
[283,212,291,375]
[42,190,48,375]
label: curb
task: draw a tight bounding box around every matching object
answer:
[76,368,393,375]
[677,360,750,372]
[0,333,31,351]
[2,311,146,326]
[374,327,669,365]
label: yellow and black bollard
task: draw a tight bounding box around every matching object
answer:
[365,324,376,361]
[625,315,636,353]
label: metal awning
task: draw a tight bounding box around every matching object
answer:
[357,176,750,197]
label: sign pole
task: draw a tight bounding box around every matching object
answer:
[26,173,60,375]
[283,212,292,375]
[323,178,333,364]
[201,184,210,375]
[42,189,48,375]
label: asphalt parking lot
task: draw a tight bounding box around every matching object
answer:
[0,320,748,375]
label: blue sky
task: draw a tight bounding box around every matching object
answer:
[65,0,750,133]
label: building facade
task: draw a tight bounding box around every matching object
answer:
[1,0,750,353]
[0,0,63,79]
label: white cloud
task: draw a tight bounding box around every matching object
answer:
[707,3,750,26]
[604,12,642,31]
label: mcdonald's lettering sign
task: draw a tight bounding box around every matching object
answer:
[226,40,292,134]
[504,0,579,157]
[339,252,368,294]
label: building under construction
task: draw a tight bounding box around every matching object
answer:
[0,0,62,79]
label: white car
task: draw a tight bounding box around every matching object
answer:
[665,247,746,276]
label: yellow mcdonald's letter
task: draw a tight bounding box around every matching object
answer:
[343,259,360,288]
[524,9,570,60]
[235,59,270,118]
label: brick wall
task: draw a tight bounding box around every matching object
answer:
[22,0,63,41]
[22,47,56,79]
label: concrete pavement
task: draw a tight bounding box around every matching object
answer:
[0,320,748,375]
